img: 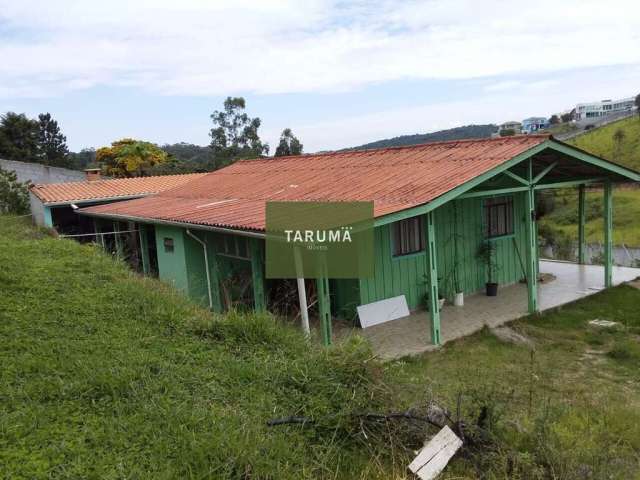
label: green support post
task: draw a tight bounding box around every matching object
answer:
[578,184,586,264]
[604,181,613,288]
[138,225,151,275]
[113,222,123,258]
[94,219,105,249]
[250,238,266,312]
[525,187,539,314]
[316,275,332,346]
[206,240,223,313]
[425,211,441,345]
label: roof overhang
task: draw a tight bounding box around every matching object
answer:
[374,138,640,227]
[80,210,266,239]
[38,194,149,207]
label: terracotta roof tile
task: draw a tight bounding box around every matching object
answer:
[81,135,550,230]
[30,173,207,204]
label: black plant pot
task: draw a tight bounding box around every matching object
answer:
[486,282,498,297]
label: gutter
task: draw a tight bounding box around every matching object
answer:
[78,210,266,239]
[185,229,214,311]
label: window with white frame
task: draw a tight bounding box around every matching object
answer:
[392,217,425,257]
[483,196,514,238]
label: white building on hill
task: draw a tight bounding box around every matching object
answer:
[575,97,636,121]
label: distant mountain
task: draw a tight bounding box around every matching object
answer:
[350,124,499,150]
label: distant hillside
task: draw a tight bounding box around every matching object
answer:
[568,116,640,171]
[351,124,498,150]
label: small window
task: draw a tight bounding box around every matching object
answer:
[484,196,514,238]
[215,234,250,260]
[392,217,425,257]
[163,237,174,253]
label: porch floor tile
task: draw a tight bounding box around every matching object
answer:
[338,260,640,360]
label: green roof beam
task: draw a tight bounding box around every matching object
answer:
[458,185,530,199]
[546,142,640,181]
[534,178,605,190]
[503,169,530,186]
[532,161,558,183]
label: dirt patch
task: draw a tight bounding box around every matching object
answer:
[539,272,556,283]
[627,279,640,290]
[491,326,535,348]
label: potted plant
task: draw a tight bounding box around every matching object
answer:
[477,241,499,296]
[422,276,446,309]
[451,203,464,306]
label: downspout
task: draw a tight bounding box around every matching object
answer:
[186,229,213,310]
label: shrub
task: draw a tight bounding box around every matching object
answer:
[0,166,30,214]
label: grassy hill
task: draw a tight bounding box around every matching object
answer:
[0,216,396,479]
[3,216,640,478]
[351,124,498,150]
[540,116,640,249]
[568,116,640,171]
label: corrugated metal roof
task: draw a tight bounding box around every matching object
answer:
[30,173,207,204]
[81,135,550,230]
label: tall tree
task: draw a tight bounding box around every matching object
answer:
[209,97,268,169]
[37,113,69,167]
[96,138,169,178]
[274,128,303,157]
[0,112,39,162]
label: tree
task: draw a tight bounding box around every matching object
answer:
[96,138,169,178]
[68,148,96,170]
[549,114,560,125]
[209,97,268,169]
[0,112,39,162]
[274,128,303,157]
[37,113,69,167]
[613,128,626,161]
[636,93,640,118]
[499,128,516,137]
[561,112,573,123]
[0,166,30,214]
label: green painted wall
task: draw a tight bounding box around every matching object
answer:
[154,226,258,310]
[358,194,529,310]
[155,225,190,293]
[332,279,360,320]
[149,193,530,315]
[154,225,210,307]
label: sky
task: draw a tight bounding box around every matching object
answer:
[1,0,639,153]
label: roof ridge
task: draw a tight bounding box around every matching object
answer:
[238,134,551,162]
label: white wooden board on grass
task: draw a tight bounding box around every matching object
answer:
[357,295,410,328]
[408,425,463,480]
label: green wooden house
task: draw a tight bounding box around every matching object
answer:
[80,135,640,345]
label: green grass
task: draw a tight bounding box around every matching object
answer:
[3,216,640,479]
[568,116,640,171]
[389,287,640,478]
[541,116,640,248]
[0,216,396,479]
[539,187,640,247]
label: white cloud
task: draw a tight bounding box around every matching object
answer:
[283,67,640,151]
[0,0,639,98]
